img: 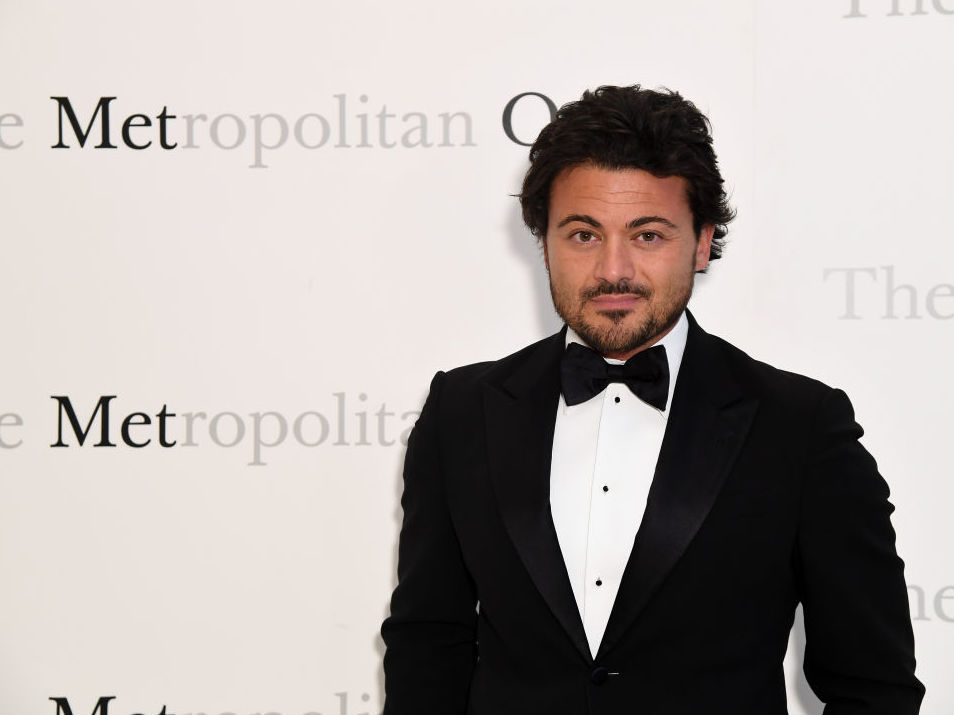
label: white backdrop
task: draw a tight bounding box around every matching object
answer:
[1,1,951,713]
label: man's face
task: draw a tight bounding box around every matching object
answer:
[543,164,714,360]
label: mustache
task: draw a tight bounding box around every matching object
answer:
[580,279,652,302]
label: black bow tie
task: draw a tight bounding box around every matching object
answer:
[560,341,670,410]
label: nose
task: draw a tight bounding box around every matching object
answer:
[594,235,635,283]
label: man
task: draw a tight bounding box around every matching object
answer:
[381,85,924,714]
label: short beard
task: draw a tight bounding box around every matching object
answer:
[551,277,692,357]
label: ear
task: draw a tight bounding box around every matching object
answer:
[694,224,714,272]
[541,236,550,272]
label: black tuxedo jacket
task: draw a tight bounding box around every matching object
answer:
[382,314,924,714]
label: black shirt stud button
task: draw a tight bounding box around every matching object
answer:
[591,666,610,685]
[614,396,621,403]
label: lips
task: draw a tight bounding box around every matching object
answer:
[589,294,643,309]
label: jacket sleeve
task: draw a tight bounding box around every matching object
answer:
[381,371,478,714]
[797,387,925,714]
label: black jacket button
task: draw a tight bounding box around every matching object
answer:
[591,666,609,685]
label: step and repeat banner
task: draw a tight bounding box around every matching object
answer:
[1,1,951,713]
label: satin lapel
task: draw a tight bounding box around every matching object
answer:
[482,330,592,664]
[597,316,759,658]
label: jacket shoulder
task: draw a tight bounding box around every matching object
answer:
[702,330,842,417]
[439,331,563,387]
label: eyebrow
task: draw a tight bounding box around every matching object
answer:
[556,214,679,230]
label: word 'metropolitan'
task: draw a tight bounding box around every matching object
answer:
[50,94,476,168]
[50,691,378,715]
[0,91,560,164]
[50,394,419,466]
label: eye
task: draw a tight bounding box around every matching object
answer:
[636,231,660,243]
[573,230,597,244]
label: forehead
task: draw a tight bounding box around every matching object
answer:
[548,164,691,221]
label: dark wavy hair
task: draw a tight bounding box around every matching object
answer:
[519,85,734,262]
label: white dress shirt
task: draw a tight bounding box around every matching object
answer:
[549,311,689,657]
